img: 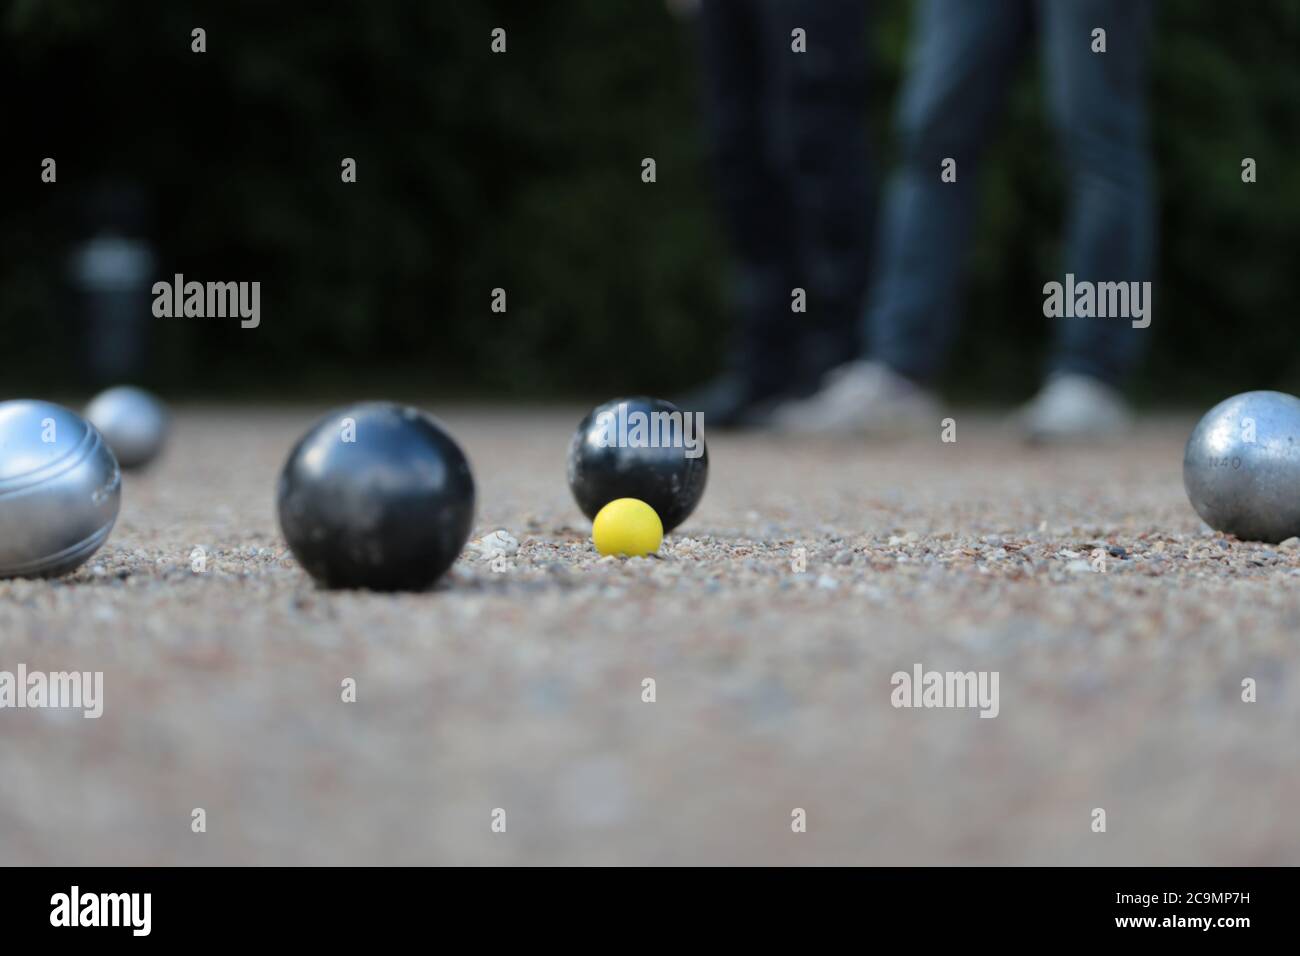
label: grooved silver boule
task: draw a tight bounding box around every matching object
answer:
[0,400,121,578]
[1183,390,1300,543]
[85,385,169,469]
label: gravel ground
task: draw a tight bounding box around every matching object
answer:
[1,406,1297,866]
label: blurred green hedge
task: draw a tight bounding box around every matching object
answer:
[3,0,1298,403]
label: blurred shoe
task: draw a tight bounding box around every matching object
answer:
[1018,373,1131,442]
[677,373,790,430]
[769,360,940,435]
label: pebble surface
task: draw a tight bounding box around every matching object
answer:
[1,408,1296,864]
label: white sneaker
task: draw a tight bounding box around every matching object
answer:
[770,360,941,435]
[1018,373,1131,442]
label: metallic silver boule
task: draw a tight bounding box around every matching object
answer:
[1183,390,1300,543]
[0,400,121,578]
[85,385,169,469]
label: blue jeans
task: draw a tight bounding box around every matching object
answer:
[866,0,1156,387]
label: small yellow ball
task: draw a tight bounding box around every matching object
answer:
[592,498,664,557]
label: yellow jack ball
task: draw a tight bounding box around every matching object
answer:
[592,498,664,557]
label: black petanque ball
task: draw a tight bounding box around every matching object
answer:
[567,396,708,533]
[277,402,475,590]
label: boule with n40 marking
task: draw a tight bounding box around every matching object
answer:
[1183,390,1300,543]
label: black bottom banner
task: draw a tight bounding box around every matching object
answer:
[0,866,1283,942]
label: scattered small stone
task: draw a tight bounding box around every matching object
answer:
[471,529,519,560]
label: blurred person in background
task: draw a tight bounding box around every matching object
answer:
[70,181,157,386]
[773,0,1156,440]
[673,0,874,428]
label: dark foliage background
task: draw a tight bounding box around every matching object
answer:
[3,0,1298,403]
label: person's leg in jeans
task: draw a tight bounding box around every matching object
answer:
[776,0,873,384]
[867,0,1031,382]
[687,0,799,424]
[773,0,1031,433]
[1015,0,1156,440]
[1039,0,1156,387]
